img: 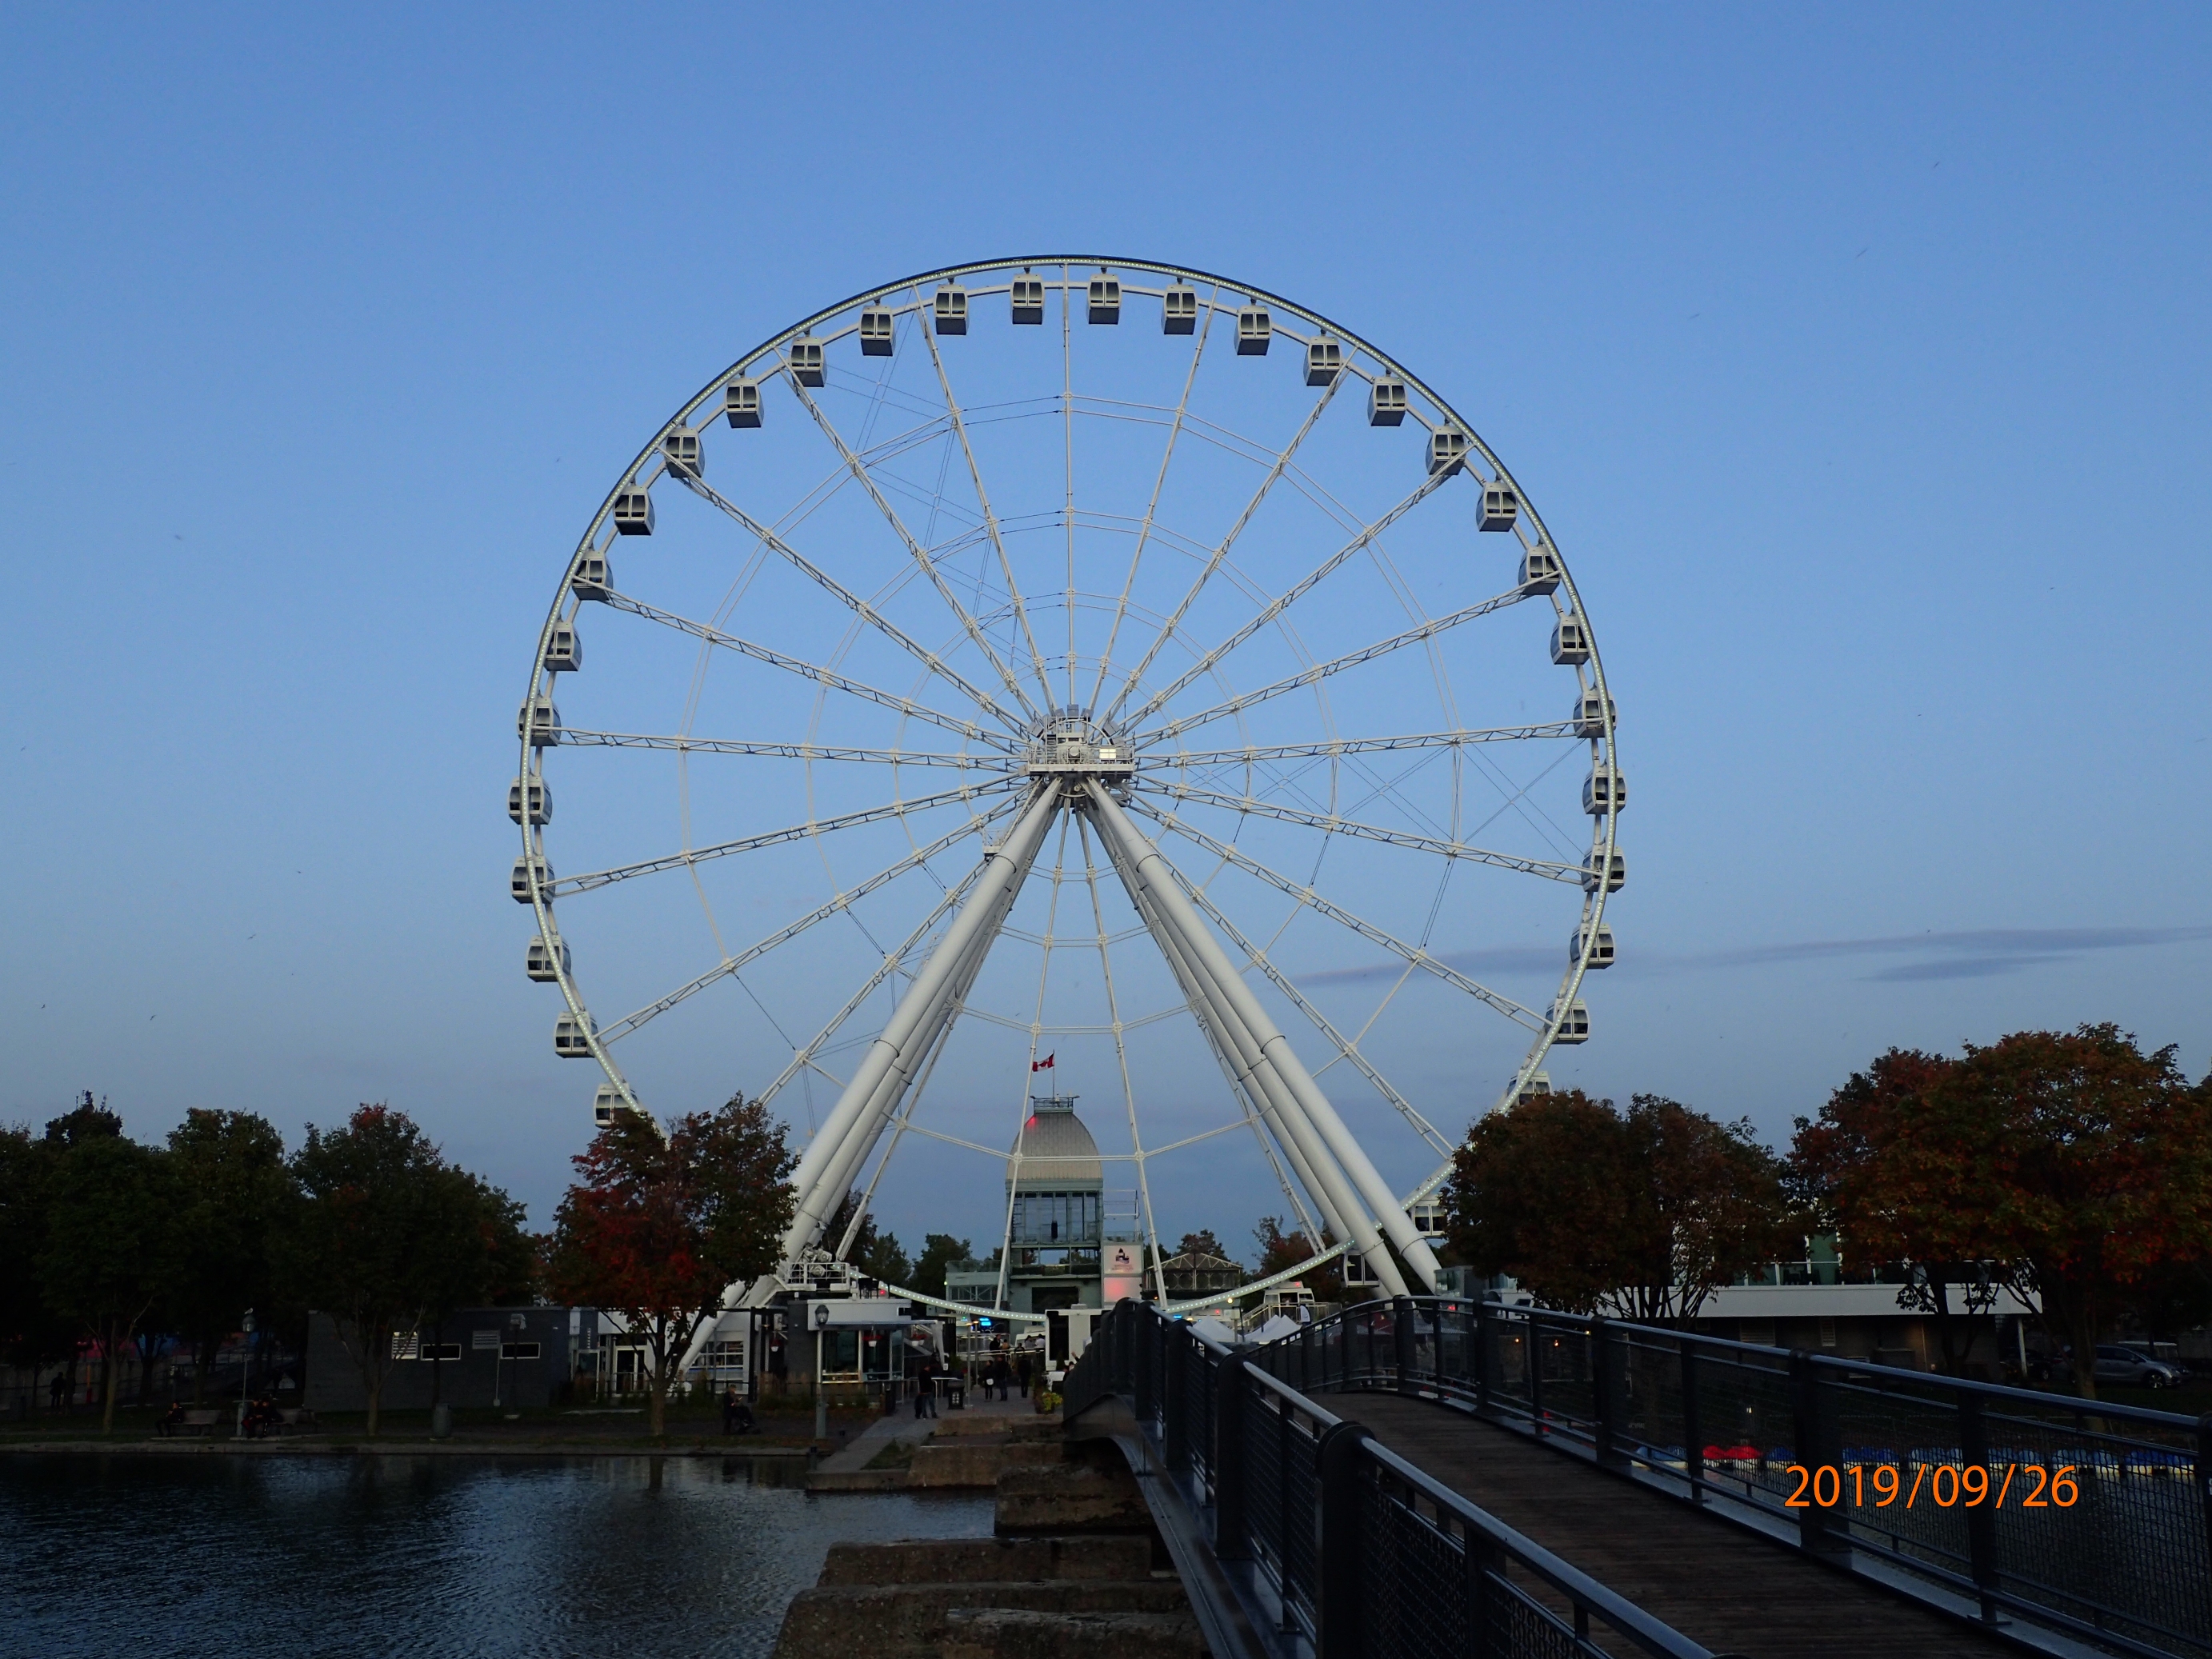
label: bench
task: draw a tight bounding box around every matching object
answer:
[158,1409,223,1438]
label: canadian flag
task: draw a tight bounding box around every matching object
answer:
[1031,1053,1055,1072]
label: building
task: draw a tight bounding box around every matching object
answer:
[1160,1249,1243,1301]
[303,1307,577,1412]
[954,1094,1141,1316]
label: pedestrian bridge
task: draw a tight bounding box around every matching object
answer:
[1062,1298,2209,1659]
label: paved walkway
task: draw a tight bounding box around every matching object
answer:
[1336,1394,2018,1659]
[814,1385,1039,1473]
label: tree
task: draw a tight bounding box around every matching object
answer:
[37,1120,179,1432]
[912,1233,977,1301]
[548,1093,794,1436]
[1446,1091,1789,1322]
[286,1104,527,1435]
[820,1189,911,1286]
[1174,1230,1232,1264]
[166,1109,293,1404]
[1254,1217,1342,1302]
[0,1125,77,1389]
[1790,1049,2001,1374]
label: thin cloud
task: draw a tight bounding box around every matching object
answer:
[1295,926,2212,987]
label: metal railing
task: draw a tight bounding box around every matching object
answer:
[1065,1299,1719,1659]
[1255,1296,2212,1659]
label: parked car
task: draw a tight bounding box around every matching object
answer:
[2092,1345,2185,1389]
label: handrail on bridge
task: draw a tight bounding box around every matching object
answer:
[1252,1293,2212,1659]
[1064,1297,1722,1659]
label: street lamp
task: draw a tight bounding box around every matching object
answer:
[234,1309,255,1438]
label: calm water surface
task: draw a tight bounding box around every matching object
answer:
[1,1453,992,1657]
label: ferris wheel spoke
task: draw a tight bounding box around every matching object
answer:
[674,471,1025,734]
[600,590,1017,749]
[1086,287,1220,720]
[1170,866,1454,1157]
[1153,723,1577,768]
[550,780,1017,897]
[1135,781,1586,886]
[910,287,1059,715]
[1129,798,1547,1028]
[781,377,1045,726]
[1138,556,1514,754]
[1104,375,1346,724]
[554,728,1009,770]
[591,801,1022,1045]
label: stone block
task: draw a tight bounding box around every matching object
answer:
[942,1607,1208,1659]
[994,1461,1152,1537]
[817,1535,1153,1586]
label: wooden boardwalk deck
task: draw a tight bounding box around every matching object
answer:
[1334,1393,2018,1659]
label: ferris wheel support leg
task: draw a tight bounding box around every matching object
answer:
[1084,782,1415,1297]
[1086,782,1440,1293]
[780,783,1061,1260]
[1135,874,1350,1249]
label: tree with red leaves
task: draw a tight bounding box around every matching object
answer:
[1254,1216,1343,1302]
[548,1094,793,1437]
[1794,1027,2212,1397]
[1446,1091,1790,1322]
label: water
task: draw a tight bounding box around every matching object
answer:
[0,1454,992,1657]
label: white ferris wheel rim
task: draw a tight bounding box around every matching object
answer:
[516,255,1622,1309]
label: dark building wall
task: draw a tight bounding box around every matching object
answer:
[305,1309,575,1412]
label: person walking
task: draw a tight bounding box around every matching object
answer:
[1016,1351,1034,1399]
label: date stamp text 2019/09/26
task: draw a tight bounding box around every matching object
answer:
[1782,1462,2081,1509]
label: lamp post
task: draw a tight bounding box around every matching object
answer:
[234,1309,255,1438]
[813,1302,830,1442]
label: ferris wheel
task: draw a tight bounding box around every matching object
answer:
[512,258,1621,1315]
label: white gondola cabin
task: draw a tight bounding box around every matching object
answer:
[518,695,561,746]
[1162,283,1198,334]
[787,337,825,386]
[553,1011,594,1058]
[543,618,582,673]
[1518,1070,1554,1097]
[724,378,762,427]
[1582,847,1626,893]
[1086,274,1121,324]
[1518,548,1562,593]
[572,550,611,599]
[1306,338,1342,386]
[1582,764,1626,816]
[1010,272,1045,324]
[1478,481,1518,531]
[1236,305,1271,355]
[858,305,894,356]
[934,283,969,334]
[1549,998,1591,1044]
[526,932,570,981]
[511,855,554,905]
[1571,688,1616,738]
[1428,426,1470,477]
[1551,615,1591,666]
[611,486,654,535]
[661,427,702,478]
[592,1084,626,1127]
[1369,378,1408,426]
[1571,922,1617,969]
[508,774,550,826]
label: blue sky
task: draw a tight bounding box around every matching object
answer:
[2,6,2206,1257]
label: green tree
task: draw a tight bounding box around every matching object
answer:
[1174,1230,1232,1264]
[0,1125,77,1386]
[911,1233,977,1301]
[286,1104,528,1435]
[37,1116,180,1432]
[1447,1091,1789,1322]
[548,1093,794,1437]
[166,1109,294,1403]
[821,1189,911,1286]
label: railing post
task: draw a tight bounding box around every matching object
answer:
[1213,1357,1250,1559]
[1394,1297,1414,1395]
[1134,1308,1155,1425]
[1318,1421,1374,1659]
[1958,1389,2000,1621]
[1528,1312,1547,1436]
[1475,1299,1497,1417]
[1300,1321,1312,1393]
[1591,1317,1626,1468]
[1680,1339,1706,1503]
[1164,1326,1187,1472]
[1789,1351,1846,1557]
[1462,1525,1497,1659]
[2197,1413,2212,1589]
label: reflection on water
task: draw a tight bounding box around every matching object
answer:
[0,1454,990,1657]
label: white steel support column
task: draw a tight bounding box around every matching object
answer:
[1084,782,1415,1297]
[781,783,1060,1258]
[1130,869,1352,1249]
[1086,781,1442,1293]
